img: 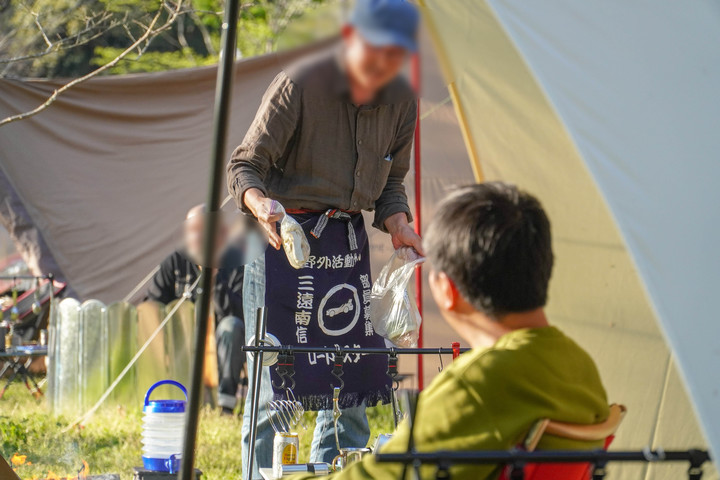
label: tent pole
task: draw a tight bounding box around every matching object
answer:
[178,1,240,479]
[411,53,424,391]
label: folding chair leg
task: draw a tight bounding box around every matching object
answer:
[688,465,704,480]
[435,465,451,480]
[592,461,608,480]
[508,462,525,480]
[688,449,706,480]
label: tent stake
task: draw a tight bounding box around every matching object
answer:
[178,1,240,479]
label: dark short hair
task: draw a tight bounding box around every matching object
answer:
[424,182,554,318]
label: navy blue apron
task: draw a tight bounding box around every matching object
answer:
[264,211,391,410]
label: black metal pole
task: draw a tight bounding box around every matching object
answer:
[240,346,471,355]
[375,449,712,466]
[178,1,240,479]
[246,307,268,480]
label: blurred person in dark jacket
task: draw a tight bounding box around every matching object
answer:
[146,204,245,415]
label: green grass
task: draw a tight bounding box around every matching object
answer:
[1,383,395,479]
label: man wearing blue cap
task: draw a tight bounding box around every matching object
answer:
[227,0,421,477]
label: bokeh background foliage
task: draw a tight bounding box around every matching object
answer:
[0,0,340,78]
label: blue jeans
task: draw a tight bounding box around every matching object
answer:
[241,255,370,480]
[216,315,245,409]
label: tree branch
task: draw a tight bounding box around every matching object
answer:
[0,20,120,66]
[32,12,53,49]
[0,1,184,128]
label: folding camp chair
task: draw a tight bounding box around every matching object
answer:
[500,404,627,480]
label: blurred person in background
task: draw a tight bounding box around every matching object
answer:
[226,0,422,476]
[291,184,609,480]
[146,204,245,415]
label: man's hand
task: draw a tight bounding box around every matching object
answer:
[243,188,283,250]
[385,212,424,256]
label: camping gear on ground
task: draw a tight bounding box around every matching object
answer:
[370,247,425,347]
[279,463,330,476]
[0,275,65,343]
[331,447,372,472]
[0,345,46,399]
[272,432,300,478]
[271,201,310,269]
[141,380,187,473]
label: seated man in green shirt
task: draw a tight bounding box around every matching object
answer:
[294,182,609,479]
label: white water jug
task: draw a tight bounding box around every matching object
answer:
[141,380,187,473]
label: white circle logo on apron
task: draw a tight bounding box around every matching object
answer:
[317,284,360,336]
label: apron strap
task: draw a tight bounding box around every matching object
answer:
[310,209,359,251]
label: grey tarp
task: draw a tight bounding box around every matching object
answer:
[0,35,468,374]
[0,43,327,302]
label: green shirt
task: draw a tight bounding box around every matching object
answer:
[294,326,608,480]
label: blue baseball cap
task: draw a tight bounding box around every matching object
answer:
[349,0,420,52]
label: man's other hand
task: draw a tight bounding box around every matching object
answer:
[243,188,283,250]
[385,212,424,256]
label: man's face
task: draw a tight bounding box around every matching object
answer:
[343,26,408,93]
[183,212,228,266]
[184,214,204,264]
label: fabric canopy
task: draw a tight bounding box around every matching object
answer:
[0,35,468,378]
[419,0,720,478]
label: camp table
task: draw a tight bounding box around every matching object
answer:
[0,344,47,399]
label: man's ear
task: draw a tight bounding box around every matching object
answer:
[430,271,460,311]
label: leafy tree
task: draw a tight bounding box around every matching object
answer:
[0,0,340,125]
[0,0,338,78]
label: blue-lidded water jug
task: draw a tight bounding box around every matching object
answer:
[141,380,187,473]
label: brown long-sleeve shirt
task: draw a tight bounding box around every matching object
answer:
[227,50,417,231]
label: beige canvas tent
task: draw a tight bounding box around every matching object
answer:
[415,1,720,479]
[1,2,719,478]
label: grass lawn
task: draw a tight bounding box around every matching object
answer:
[1,384,395,479]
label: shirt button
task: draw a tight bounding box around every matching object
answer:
[357,139,363,145]
[356,171,360,177]
[353,201,358,207]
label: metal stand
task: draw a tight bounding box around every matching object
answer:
[247,307,268,480]
[240,346,469,355]
[240,343,468,479]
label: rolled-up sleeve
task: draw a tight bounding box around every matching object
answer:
[227,71,302,210]
[372,99,417,231]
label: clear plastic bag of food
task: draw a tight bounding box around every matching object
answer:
[370,247,425,347]
[272,201,311,269]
